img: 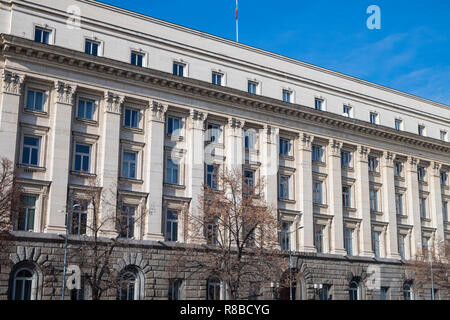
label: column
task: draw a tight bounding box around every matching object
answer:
[327,139,346,255]
[186,109,207,243]
[97,91,123,237]
[355,145,374,257]
[0,70,24,160]
[406,156,422,256]
[225,117,245,171]
[297,133,315,252]
[381,151,401,259]
[430,162,445,244]
[45,81,77,233]
[260,124,279,211]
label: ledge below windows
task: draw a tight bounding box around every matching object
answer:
[119,177,144,184]
[278,198,295,204]
[17,164,46,172]
[70,170,97,178]
[164,183,186,190]
[75,117,99,126]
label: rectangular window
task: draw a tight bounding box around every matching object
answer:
[395,119,403,131]
[398,234,406,260]
[122,151,137,179]
[370,112,378,124]
[420,197,427,219]
[169,279,182,300]
[165,210,178,241]
[314,226,323,253]
[71,200,88,235]
[18,195,36,231]
[74,144,91,172]
[418,125,425,136]
[442,201,448,222]
[440,131,447,141]
[282,90,291,103]
[205,222,218,245]
[279,221,291,251]
[343,105,351,117]
[394,161,403,177]
[85,40,99,56]
[206,164,218,190]
[422,236,430,250]
[173,62,185,76]
[342,186,351,208]
[124,108,140,128]
[244,170,255,191]
[380,287,390,300]
[372,231,381,257]
[279,175,290,200]
[418,166,426,182]
[22,136,40,166]
[26,89,45,111]
[312,145,324,162]
[319,284,332,300]
[314,98,323,110]
[245,130,257,150]
[341,151,352,168]
[344,228,353,256]
[131,51,144,67]
[395,193,403,216]
[368,156,378,172]
[77,99,94,120]
[313,181,323,204]
[165,158,180,185]
[167,116,182,136]
[248,81,258,94]
[120,205,136,239]
[212,72,222,86]
[279,138,292,156]
[369,189,378,212]
[34,27,50,44]
[440,172,448,186]
[207,124,222,143]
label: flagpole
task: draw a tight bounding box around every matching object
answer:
[236,0,239,42]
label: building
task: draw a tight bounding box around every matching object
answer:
[0,0,449,300]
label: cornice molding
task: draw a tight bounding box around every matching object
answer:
[1,34,449,156]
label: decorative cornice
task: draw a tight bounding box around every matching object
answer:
[54,81,77,105]
[189,109,207,130]
[150,100,168,122]
[104,91,124,114]
[1,34,449,156]
[2,70,25,95]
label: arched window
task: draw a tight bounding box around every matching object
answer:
[207,277,222,300]
[349,280,359,300]
[403,282,414,300]
[119,271,136,300]
[12,268,33,300]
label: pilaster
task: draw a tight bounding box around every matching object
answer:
[260,124,279,210]
[406,156,422,256]
[225,117,245,171]
[429,162,445,244]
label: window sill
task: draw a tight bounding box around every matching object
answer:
[369,171,381,177]
[397,214,408,219]
[123,126,144,134]
[312,161,326,166]
[119,177,144,184]
[394,176,405,182]
[343,207,357,212]
[280,155,295,161]
[75,117,99,126]
[313,203,328,209]
[17,164,46,172]
[278,198,295,204]
[442,185,449,190]
[418,180,428,186]
[371,210,384,216]
[166,134,184,142]
[205,142,224,148]
[342,167,354,172]
[164,183,186,190]
[23,108,48,117]
[70,170,97,178]
[420,217,432,223]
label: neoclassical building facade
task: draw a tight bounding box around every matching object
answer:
[0,0,449,300]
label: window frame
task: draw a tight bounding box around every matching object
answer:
[21,135,41,167]
[84,38,101,56]
[130,50,145,67]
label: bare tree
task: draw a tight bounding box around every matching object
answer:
[67,178,147,300]
[173,167,287,300]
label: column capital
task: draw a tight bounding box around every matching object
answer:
[227,117,245,130]
[2,70,25,95]
[431,162,441,176]
[299,132,312,151]
[356,145,369,162]
[407,156,418,171]
[104,91,124,114]
[189,109,208,130]
[382,151,395,167]
[54,81,77,105]
[263,124,279,144]
[149,100,168,122]
[328,139,342,157]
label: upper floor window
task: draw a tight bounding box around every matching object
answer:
[342,186,351,208]
[279,138,292,156]
[120,205,136,239]
[34,27,50,44]
[312,145,324,162]
[279,221,291,251]
[173,62,185,77]
[167,116,182,136]
[165,158,180,185]
[418,125,425,136]
[398,234,406,260]
[85,39,99,56]
[443,201,448,222]
[440,130,448,142]
[313,181,323,204]
[314,98,323,111]
[206,164,218,190]
[343,105,351,117]
[21,136,40,166]
[368,156,378,173]
[207,123,222,143]
[341,151,352,168]
[372,231,381,257]
[244,170,255,190]
[279,175,290,200]
[77,99,95,120]
[122,151,137,179]
[131,51,144,67]
[248,81,258,94]
[245,130,257,150]
[417,166,426,182]
[420,197,427,219]
[369,112,378,124]
[124,108,140,129]
[395,119,403,131]
[165,210,178,242]
[71,200,88,235]
[282,90,292,103]
[212,72,223,86]
[441,172,448,186]
[394,161,403,177]
[314,226,323,253]
[18,195,36,231]
[395,193,403,216]
[344,228,353,256]
[26,89,45,111]
[369,189,378,212]
[74,143,91,173]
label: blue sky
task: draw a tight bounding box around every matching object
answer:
[100,0,450,106]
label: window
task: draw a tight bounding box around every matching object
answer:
[279,221,291,251]
[167,116,182,136]
[77,99,95,120]
[34,27,50,44]
[71,200,88,235]
[124,108,140,129]
[279,175,289,200]
[314,226,323,253]
[369,112,378,124]
[313,181,323,204]
[344,228,353,256]
[122,151,137,179]
[173,62,185,76]
[244,170,255,191]
[120,206,136,239]
[420,197,427,219]
[18,195,36,231]
[169,279,182,300]
[394,161,403,177]
[349,280,359,300]
[440,130,448,141]
[319,284,331,300]
[279,138,292,156]
[395,119,403,131]
[207,124,222,143]
[207,277,222,300]
[245,130,257,150]
[26,89,45,111]
[418,125,425,136]
[403,283,413,300]
[282,90,291,103]
[312,145,324,162]
[85,40,99,56]
[12,269,33,300]
[131,51,144,67]
[314,98,323,111]
[341,151,352,168]
[74,144,91,172]
[205,221,218,245]
[368,156,378,172]
[343,105,351,117]
[248,81,258,94]
[441,172,448,186]
[21,136,40,166]
[398,234,406,260]
[119,271,136,300]
[372,231,381,257]
[212,72,222,86]
[418,166,426,181]
[342,186,351,208]
[443,201,448,222]
[422,236,430,250]
[165,158,180,185]
[369,189,378,212]
[395,193,403,216]
[206,164,218,190]
[165,210,178,242]
[380,287,390,300]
